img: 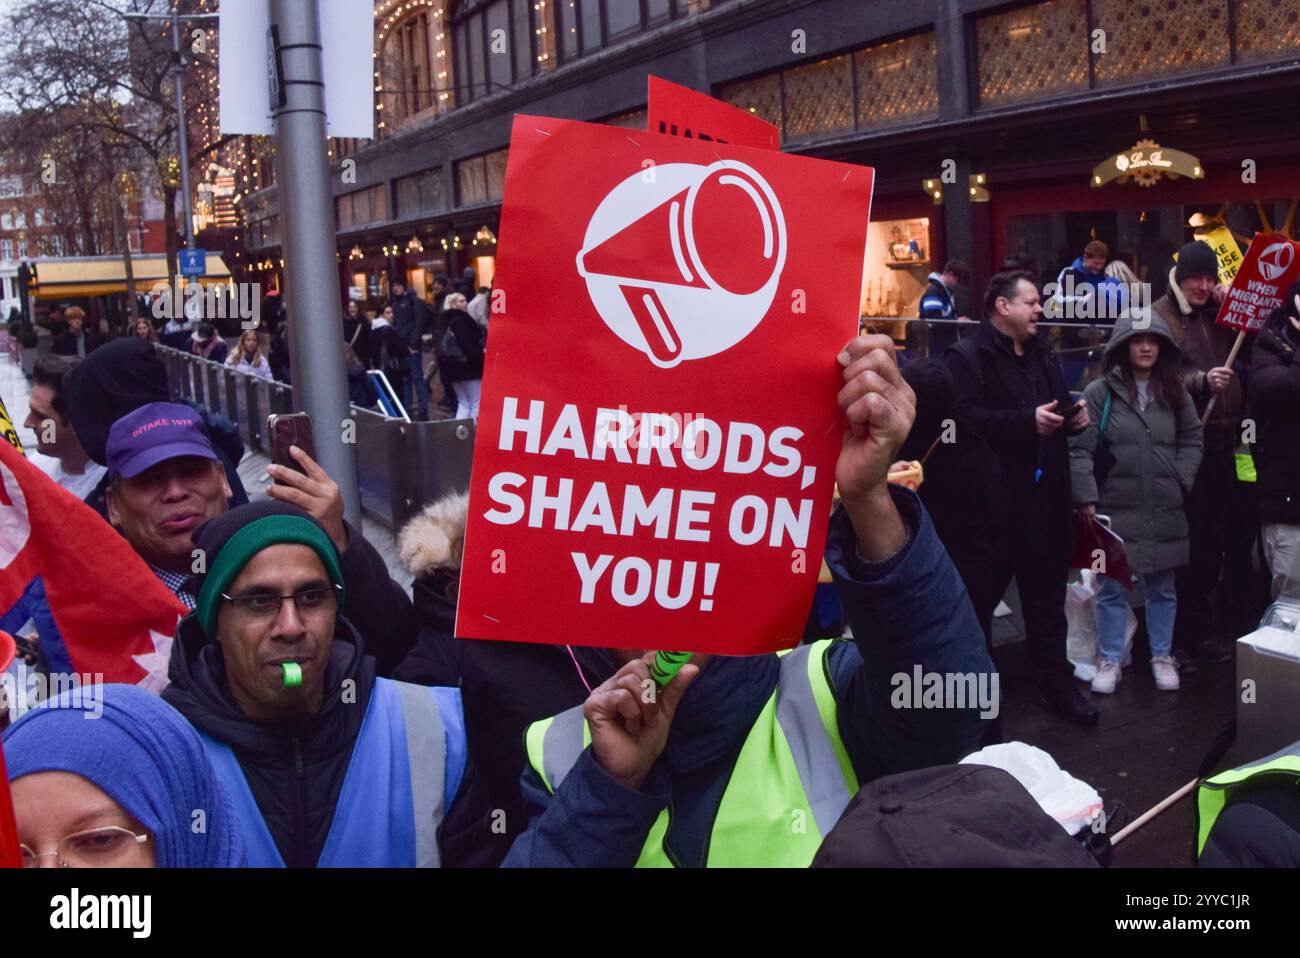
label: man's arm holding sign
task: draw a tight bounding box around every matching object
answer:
[825,336,995,774]
[503,337,993,866]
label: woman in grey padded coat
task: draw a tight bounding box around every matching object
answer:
[1070,310,1203,695]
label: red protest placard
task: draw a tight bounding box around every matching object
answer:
[455,114,874,655]
[646,76,780,151]
[1216,232,1300,333]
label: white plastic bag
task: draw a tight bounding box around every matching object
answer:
[1065,569,1135,681]
[961,742,1104,835]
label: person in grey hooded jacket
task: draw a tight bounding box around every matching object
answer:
[1070,310,1203,694]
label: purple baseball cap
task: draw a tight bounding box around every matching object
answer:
[106,401,220,480]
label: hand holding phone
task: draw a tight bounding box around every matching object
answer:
[1064,396,1089,430]
[264,437,348,554]
[268,413,316,477]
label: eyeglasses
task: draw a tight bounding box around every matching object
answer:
[21,826,151,868]
[220,584,341,622]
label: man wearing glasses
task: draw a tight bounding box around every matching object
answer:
[162,501,496,867]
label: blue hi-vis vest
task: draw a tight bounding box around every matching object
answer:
[200,678,467,867]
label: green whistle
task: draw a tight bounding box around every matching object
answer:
[282,662,302,688]
[651,650,692,686]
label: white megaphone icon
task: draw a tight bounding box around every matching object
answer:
[1258,241,1295,282]
[576,160,787,367]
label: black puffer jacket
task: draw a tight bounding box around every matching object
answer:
[1250,305,1300,525]
[436,308,486,383]
[391,290,432,349]
[163,613,499,867]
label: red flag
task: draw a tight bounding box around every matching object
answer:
[0,440,185,689]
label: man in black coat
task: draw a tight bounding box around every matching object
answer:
[390,279,432,419]
[1250,282,1300,605]
[945,270,1097,726]
[51,307,104,357]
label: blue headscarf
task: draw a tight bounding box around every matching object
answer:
[2,684,244,868]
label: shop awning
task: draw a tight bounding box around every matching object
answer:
[28,254,232,300]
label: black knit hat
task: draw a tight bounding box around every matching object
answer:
[63,337,170,465]
[1174,240,1219,285]
[191,501,345,638]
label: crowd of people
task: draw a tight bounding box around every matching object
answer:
[340,273,488,421]
[6,235,1300,868]
[903,239,1296,694]
[47,269,490,425]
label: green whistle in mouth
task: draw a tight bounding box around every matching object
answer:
[282,662,302,688]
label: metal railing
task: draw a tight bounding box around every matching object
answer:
[155,345,474,530]
[862,316,1118,389]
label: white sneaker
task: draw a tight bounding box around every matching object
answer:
[1151,656,1180,691]
[1091,660,1121,694]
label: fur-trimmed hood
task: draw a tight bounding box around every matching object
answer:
[398,492,469,577]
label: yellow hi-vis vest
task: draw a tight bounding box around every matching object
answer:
[524,639,859,867]
[1195,737,1300,858]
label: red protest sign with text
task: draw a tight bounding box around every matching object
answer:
[646,76,780,151]
[455,114,874,655]
[1216,232,1300,333]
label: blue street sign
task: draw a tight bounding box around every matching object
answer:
[179,248,206,277]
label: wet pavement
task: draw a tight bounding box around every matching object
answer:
[993,583,1239,867]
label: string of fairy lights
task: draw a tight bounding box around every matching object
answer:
[194,1,570,274]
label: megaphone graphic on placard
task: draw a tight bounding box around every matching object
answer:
[577,160,787,367]
[1258,241,1296,283]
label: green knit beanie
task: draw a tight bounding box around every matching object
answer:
[195,511,346,637]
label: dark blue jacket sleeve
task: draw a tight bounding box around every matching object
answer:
[503,750,669,867]
[823,487,997,779]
